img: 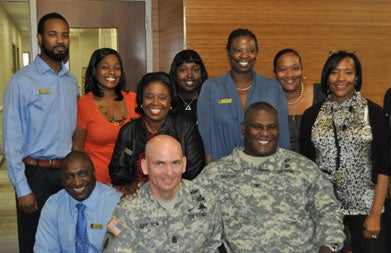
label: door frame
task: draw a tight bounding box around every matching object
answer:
[28,0,153,72]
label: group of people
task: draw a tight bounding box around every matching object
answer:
[2,12,390,253]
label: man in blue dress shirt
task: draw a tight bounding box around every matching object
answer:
[2,12,79,252]
[34,151,121,252]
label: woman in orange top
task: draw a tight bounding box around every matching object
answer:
[73,48,139,184]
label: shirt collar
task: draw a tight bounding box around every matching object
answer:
[35,55,69,76]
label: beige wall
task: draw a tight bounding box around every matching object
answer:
[0,5,25,146]
[0,5,24,106]
[70,29,100,94]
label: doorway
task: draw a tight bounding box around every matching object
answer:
[35,0,152,92]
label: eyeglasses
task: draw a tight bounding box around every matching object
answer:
[329,50,357,55]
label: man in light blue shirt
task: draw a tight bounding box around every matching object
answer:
[2,12,78,252]
[34,151,121,253]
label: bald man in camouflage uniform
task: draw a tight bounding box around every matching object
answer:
[195,102,345,253]
[102,135,222,252]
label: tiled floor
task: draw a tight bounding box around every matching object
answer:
[0,162,18,252]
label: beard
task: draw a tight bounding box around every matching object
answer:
[41,44,69,62]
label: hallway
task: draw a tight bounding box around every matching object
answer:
[0,161,18,252]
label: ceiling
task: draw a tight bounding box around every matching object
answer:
[0,1,30,33]
[0,2,89,37]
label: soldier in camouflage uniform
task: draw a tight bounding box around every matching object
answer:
[195,101,345,253]
[102,135,222,252]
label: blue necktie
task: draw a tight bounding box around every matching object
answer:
[76,203,88,253]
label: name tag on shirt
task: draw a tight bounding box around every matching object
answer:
[124,148,133,156]
[318,120,332,126]
[218,98,232,104]
[37,89,51,94]
[90,223,103,229]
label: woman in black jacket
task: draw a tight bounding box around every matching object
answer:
[109,72,205,197]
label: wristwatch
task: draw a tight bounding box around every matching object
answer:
[324,243,339,252]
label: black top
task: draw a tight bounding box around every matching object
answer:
[288,83,326,152]
[176,97,198,124]
[109,114,205,185]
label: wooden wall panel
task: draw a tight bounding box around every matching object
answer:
[185,0,391,105]
[157,0,184,73]
[152,0,159,72]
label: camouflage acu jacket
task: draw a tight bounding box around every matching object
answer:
[195,147,345,253]
[102,180,222,252]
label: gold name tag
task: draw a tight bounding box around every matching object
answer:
[90,223,103,229]
[218,98,232,104]
[37,89,51,94]
[318,120,332,126]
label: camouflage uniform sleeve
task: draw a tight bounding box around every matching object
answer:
[193,160,226,195]
[203,197,223,252]
[308,168,345,250]
[101,201,131,253]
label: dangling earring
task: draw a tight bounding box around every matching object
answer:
[169,105,173,110]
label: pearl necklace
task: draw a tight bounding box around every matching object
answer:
[236,84,252,92]
[288,83,304,105]
[236,79,253,92]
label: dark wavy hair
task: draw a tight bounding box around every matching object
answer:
[321,51,362,93]
[38,12,69,34]
[226,28,258,53]
[84,48,126,100]
[135,72,178,115]
[273,48,302,74]
[169,49,209,92]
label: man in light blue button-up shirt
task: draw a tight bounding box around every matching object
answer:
[34,151,120,253]
[2,12,78,253]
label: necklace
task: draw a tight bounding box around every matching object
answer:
[178,94,197,111]
[236,82,253,92]
[99,100,127,126]
[288,83,304,105]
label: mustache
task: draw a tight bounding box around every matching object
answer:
[54,44,66,50]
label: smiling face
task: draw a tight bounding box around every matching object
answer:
[38,18,70,62]
[176,62,202,94]
[96,54,122,90]
[275,52,303,93]
[328,57,356,103]
[141,135,186,200]
[142,81,171,123]
[62,156,96,201]
[241,108,279,157]
[228,35,258,74]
